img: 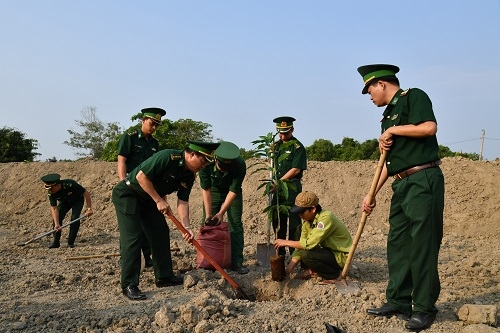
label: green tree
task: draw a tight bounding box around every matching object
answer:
[0,127,40,162]
[306,139,335,161]
[359,139,380,160]
[239,148,257,160]
[64,106,122,159]
[100,114,214,162]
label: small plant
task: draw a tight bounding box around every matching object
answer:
[249,132,297,248]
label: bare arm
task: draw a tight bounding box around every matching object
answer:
[280,167,301,180]
[135,171,170,214]
[117,155,128,181]
[83,190,93,217]
[362,164,389,215]
[274,239,302,250]
[380,121,437,143]
[213,191,238,223]
[201,188,212,218]
[50,206,61,230]
[177,199,194,241]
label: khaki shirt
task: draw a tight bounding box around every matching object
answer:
[293,210,353,267]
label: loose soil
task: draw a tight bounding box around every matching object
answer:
[0,157,499,333]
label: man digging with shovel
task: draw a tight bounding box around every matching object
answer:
[274,191,352,283]
[41,173,93,249]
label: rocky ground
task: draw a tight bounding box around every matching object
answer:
[0,157,499,333]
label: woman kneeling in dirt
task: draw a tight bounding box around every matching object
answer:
[274,191,352,283]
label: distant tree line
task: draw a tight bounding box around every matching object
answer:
[0,106,481,162]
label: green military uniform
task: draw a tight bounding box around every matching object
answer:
[272,116,307,256]
[199,141,247,269]
[112,149,195,289]
[117,129,159,262]
[292,209,352,280]
[117,107,166,264]
[42,174,86,246]
[358,65,445,317]
[117,130,159,170]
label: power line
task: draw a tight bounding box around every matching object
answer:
[442,137,500,145]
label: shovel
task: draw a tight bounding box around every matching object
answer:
[256,149,275,268]
[335,150,387,294]
[17,215,87,247]
[256,191,273,268]
[166,211,256,301]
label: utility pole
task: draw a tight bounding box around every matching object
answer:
[479,129,485,161]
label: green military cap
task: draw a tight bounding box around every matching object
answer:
[357,64,399,94]
[141,107,167,124]
[273,116,296,133]
[187,140,221,163]
[41,173,61,189]
[215,141,240,163]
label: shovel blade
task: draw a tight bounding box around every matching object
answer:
[256,243,273,268]
[334,279,361,295]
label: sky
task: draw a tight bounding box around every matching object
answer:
[1,1,500,161]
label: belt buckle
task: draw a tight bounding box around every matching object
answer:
[394,173,403,180]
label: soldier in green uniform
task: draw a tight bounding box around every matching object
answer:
[272,116,307,257]
[199,141,248,274]
[357,64,444,332]
[112,140,220,300]
[117,107,166,267]
[274,191,352,283]
[41,173,93,248]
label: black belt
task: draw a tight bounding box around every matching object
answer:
[393,160,442,180]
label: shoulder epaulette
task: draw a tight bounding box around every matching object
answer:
[170,154,182,160]
[127,130,138,136]
[400,88,410,96]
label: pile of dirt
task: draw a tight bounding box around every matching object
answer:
[0,157,499,332]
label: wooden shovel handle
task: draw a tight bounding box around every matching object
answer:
[340,150,387,280]
[166,211,250,299]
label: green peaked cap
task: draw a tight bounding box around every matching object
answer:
[273,116,296,133]
[41,173,61,189]
[215,141,240,163]
[141,107,166,124]
[357,64,399,94]
[187,140,220,162]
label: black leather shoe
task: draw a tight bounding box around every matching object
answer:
[48,242,60,249]
[155,276,183,287]
[122,286,146,300]
[144,257,153,268]
[231,264,249,274]
[367,303,408,318]
[405,312,436,331]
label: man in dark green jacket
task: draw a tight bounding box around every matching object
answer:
[41,173,93,248]
[357,64,444,332]
[117,107,166,267]
[272,116,307,257]
[199,141,248,274]
[112,140,219,301]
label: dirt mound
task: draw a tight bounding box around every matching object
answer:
[0,157,499,332]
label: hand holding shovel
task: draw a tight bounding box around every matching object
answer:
[17,215,87,247]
